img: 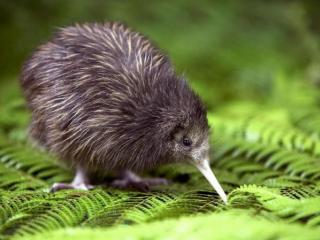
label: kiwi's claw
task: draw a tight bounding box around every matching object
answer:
[50,182,94,192]
[50,167,94,193]
[110,170,169,192]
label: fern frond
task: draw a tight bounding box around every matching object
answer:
[290,108,320,139]
[209,113,320,156]
[84,191,223,227]
[230,185,320,226]
[0,139,71,185]
[1,190,118,238]
[15,210,320,240]
[213,137,320,182]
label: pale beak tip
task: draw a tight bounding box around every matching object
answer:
[194,159,228,204]
[221,193,228,204]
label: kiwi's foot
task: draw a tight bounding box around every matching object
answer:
[50,182,94,192]
[111,170,169,192]
[50,167,93,192]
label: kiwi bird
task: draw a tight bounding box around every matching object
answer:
[20,22,227,203]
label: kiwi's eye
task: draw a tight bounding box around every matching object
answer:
[182,137,192,147]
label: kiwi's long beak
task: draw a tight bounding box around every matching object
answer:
[194,158,228,204]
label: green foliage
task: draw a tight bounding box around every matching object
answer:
[1,86,320,239]
[16,210,320,240]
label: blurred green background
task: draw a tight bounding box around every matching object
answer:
[1,0,320,108]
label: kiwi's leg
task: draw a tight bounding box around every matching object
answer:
[111,170,169,192]
[50,167,94,192]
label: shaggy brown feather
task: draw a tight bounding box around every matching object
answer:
[21,22,209,176]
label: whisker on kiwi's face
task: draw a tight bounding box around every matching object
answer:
[169,125,227,204]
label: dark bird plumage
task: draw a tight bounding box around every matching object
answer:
[21,22,227,202]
